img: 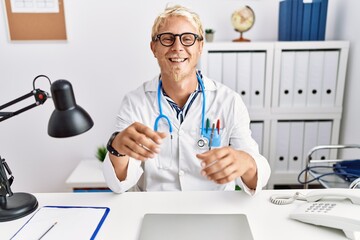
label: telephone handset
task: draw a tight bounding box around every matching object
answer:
[303,188,360,204]
[272,189,360,240]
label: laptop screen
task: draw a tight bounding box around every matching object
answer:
[139,213,254,240]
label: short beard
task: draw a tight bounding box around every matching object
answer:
[172,67,182,82]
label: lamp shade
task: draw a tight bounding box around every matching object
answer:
[48,80,94,138]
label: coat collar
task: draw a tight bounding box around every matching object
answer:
[144,73,217,110]
[144,73,217,93]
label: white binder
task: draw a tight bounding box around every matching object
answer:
[222,52,237,90]
[237,52,252,107]
[279,51,295,107]
[316,121,332,160]
[250,121,264,154]
[288,121,305,172]
[207,52,223,82]
[250,52,266,108]
[275,121,291,172]
[321,51,339,107]
[307,51,325,107]
[303,121,319,169]
[293,51,310,107]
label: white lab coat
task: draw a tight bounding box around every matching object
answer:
[103,75,271,195]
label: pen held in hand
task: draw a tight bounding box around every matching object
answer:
[209,123,215,151]
[38,221,57,240]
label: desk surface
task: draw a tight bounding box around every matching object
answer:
[0,190,350,240]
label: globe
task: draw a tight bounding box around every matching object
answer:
[231,6,255,42]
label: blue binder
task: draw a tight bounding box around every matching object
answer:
[291,0,298,41]
[309,0,321,41]
[279,0,292,41]
[318,0,328,40]
[302,2,312,41]
[295,0,304,40]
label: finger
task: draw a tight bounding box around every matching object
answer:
[215,172,239,184]
[198,148,228,167]
[115,134,153,160]
[134,123,166,145]
[201,156,232,176]
[207,163,237,181]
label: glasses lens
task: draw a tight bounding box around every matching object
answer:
[181,33,196,46]
[159,33,175,46]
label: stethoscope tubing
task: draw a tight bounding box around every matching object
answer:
[154,72,206,137]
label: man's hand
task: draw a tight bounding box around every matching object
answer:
[113,122,167,161]
[196,147,257,189]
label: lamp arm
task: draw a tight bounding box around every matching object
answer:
[0,89,49,123]
[0,157,14,198]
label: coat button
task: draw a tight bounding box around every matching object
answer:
[179,170,185,176]
[178,130,184,136]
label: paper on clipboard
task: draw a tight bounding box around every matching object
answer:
[10,206,110,240]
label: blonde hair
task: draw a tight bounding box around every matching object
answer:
[151,5,204,41]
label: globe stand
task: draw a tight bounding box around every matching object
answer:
[232,31,250,42]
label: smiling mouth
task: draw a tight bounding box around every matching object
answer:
[169,58,187,62]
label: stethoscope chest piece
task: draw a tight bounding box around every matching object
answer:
[197,137,208,149]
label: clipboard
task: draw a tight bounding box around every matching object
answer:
[10,206,110,240]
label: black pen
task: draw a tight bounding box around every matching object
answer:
[38,221,57,240]
[209,123,215,150]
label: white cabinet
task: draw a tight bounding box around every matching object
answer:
[200,41,349,189]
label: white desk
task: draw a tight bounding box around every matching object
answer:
[0,190,350,240]
[65,159,108,191]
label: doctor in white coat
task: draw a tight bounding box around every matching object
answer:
[103,5,270,195]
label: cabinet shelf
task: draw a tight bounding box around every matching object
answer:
[200,41,349,189]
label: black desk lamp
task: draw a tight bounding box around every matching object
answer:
[0,75,94,222]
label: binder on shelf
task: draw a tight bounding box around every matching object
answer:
[291,0,298,41]
[279,51,295,107]
[307,51,324,107]
[207,52,223,82]
[11,206,110,240]
[296,0,304,41]
[222,53,237,91]
[288,121,305,172]
[302,1,312,41]
[303,121,319,169]
[309,0,321,41]
[250,52,266,108]
[318,0,328,40]
[250,121,264,154]
[236,52,252,107]
[275,121,291,172]
[321,51,339,106]
[278,0,292,41]
[316,121,332,160]
[293,51,309,107]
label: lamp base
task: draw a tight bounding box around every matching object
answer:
[0,192,38,222]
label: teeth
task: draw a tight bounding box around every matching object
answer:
[170,58,185,62]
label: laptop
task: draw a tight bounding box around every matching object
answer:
[138,213,254,240]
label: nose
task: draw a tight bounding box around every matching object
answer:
[171,36,183,51]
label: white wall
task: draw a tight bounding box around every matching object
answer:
[0,0,358,192]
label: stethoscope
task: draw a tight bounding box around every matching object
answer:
[153,71,208,149]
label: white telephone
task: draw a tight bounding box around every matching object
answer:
[270,189,360,240]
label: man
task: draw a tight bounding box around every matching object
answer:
[103,5,270,195]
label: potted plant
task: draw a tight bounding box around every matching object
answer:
[95,145,108,162]
[205,28,215,42]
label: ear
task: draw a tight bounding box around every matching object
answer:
[198,40,204,55]
[150,41,157,58]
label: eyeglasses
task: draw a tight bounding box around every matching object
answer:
[153,32,203,47]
